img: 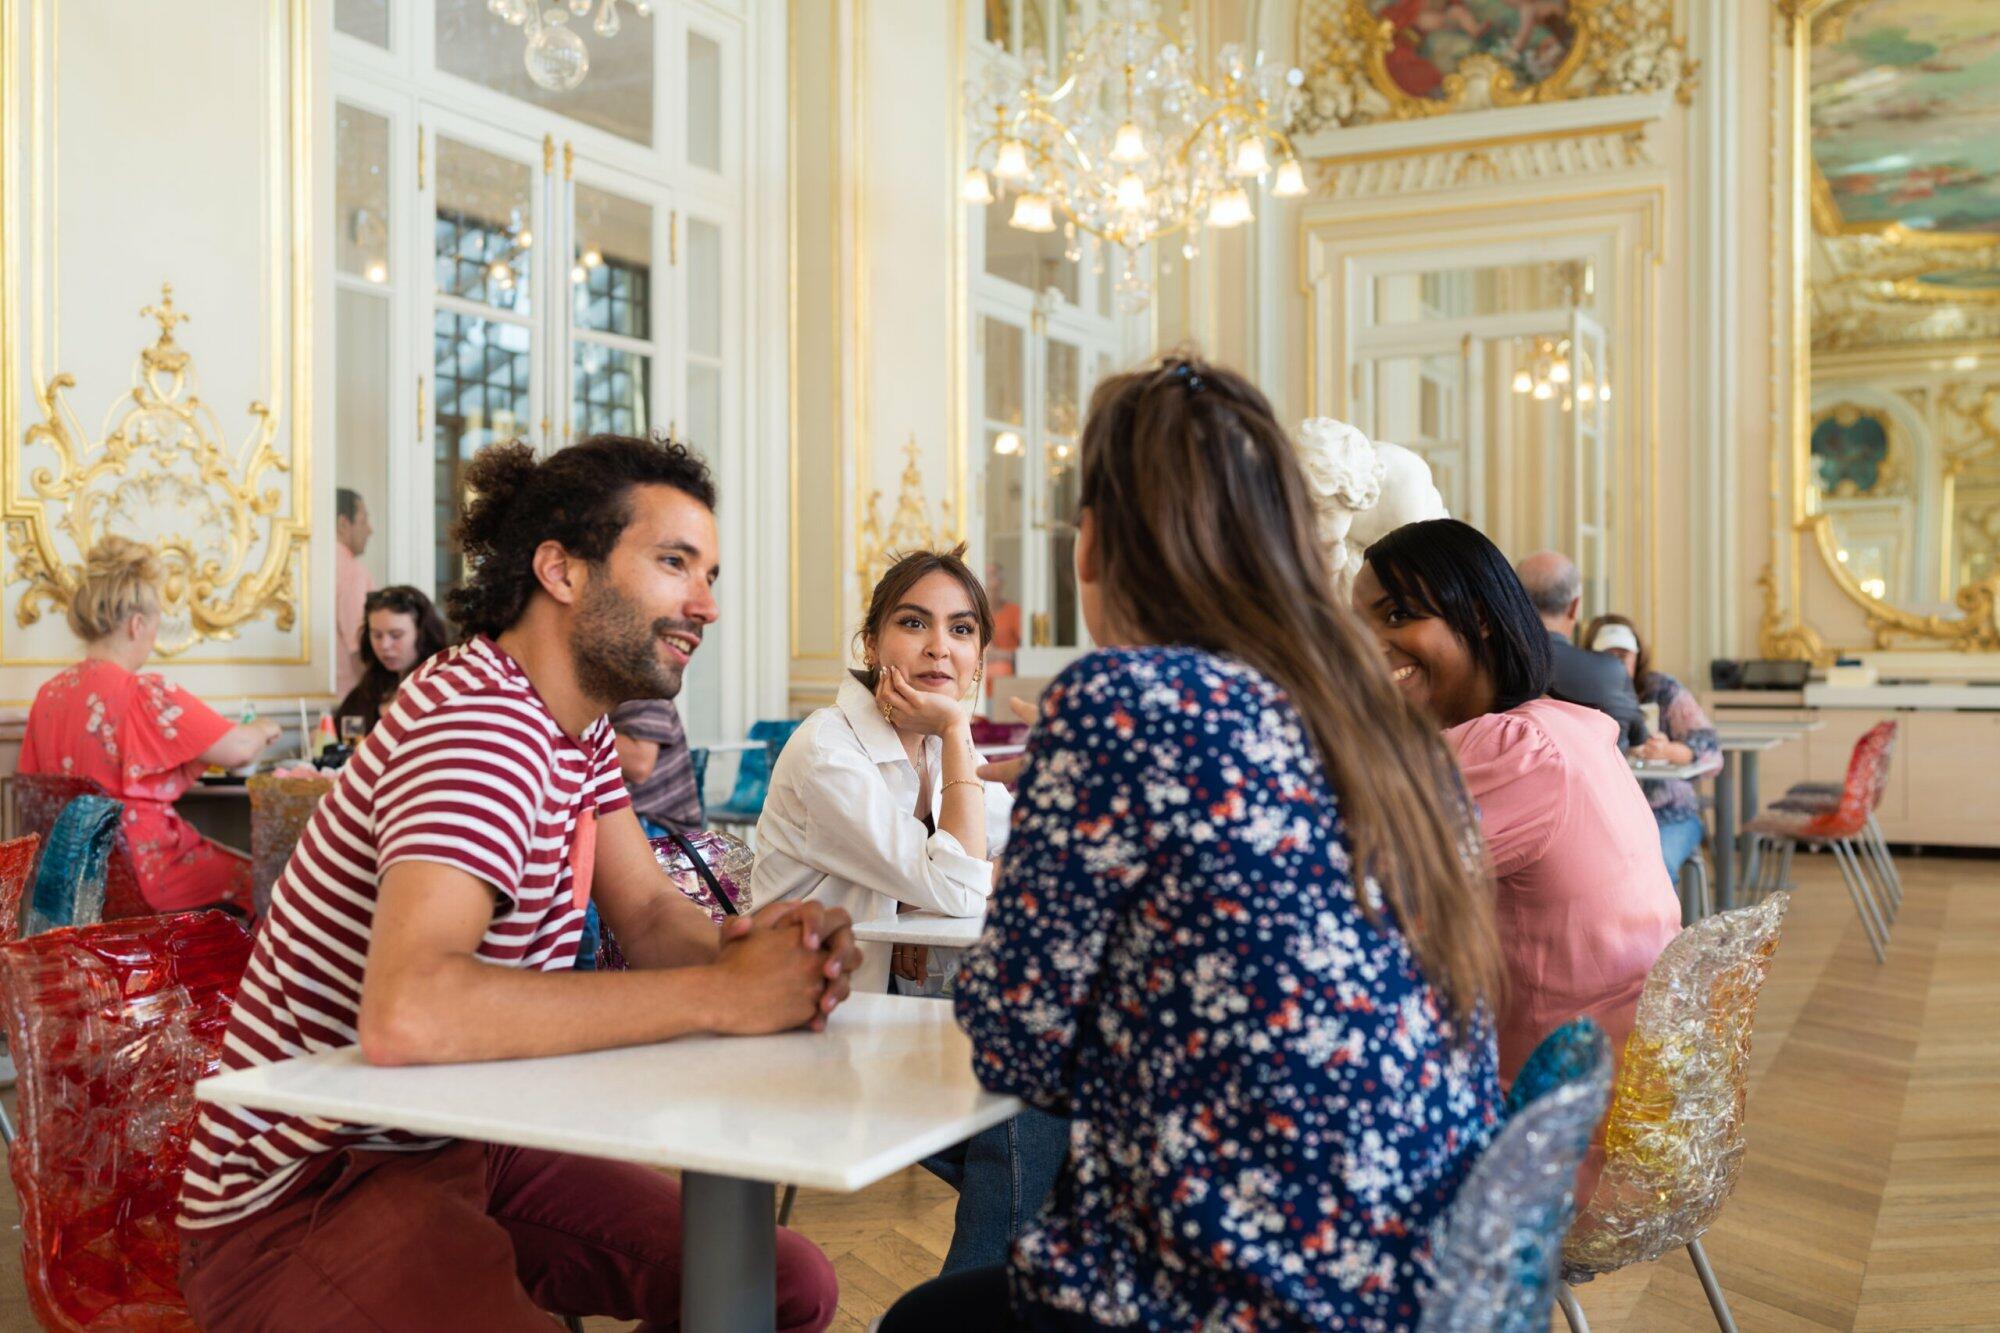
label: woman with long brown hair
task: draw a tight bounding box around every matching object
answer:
[882,357,1505,1332]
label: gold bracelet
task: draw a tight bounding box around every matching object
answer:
[942,777,984,794]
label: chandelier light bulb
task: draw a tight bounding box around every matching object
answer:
[1230,135,1271,179]
[571,263,588,284]
[993,430,1023,456]
[994,139,1032,181]
[487,260,513,282]
[1511,370,1534,394]
[961,166,995,205]
[1110,121,1147,163]
[1009,192,1057,233]
[632,0,651,14]
[1597,382,1612,402]
[582,246,604,268]
[1532,380,1555,401]
[1115,171,1147,213]
[1549,358,1572,385]
[1271,157,1307,198]
[1577,383,1596,404]
[524,16,589,91]
[515,228,534,249]
[364,260,388,284]
[1206,186,1253,229]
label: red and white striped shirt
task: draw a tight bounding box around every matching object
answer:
[179,637,630,1230]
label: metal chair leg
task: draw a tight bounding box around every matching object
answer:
[0,1102,13,1146]
[1738,833,1763,903]
[1840,834,1895,942]
[1776,838,1797,893]
[1829,839,1888,963]
[560,1316,585,1332]
[1687,1239,1738,1333]
[777,1182,798,1227]
[1865,814,1901,912]
[1556,1282,1590,1332]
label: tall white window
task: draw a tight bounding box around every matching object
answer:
[966,0,1139,686]
[331,0,747,733]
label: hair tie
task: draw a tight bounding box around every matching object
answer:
[1170,361,1206,394]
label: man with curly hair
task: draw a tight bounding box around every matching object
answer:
[179,434,853,1332]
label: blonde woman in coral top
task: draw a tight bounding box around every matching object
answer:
[1354,519,1679,1199]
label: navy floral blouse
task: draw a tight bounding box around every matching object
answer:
[956,647,1502,1331]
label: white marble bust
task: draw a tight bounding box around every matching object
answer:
[1293,416,1449,596]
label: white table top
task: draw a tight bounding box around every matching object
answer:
[1628,760,1711,782]
[1715,734,1788,753]
[195,993,1019,1193]
[689,739,767,754]
[1713,718,1821,738]
[851,910,987,949]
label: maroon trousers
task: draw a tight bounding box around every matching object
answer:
[179,1140,838,1332]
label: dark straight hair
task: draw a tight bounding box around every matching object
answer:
[1362,518,1554,716]
[1075,355,1503,1028]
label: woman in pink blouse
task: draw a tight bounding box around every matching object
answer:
[19,538,281,913]
[1353,519,1679,1198]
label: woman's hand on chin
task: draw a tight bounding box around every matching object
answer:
[877,665,971,738]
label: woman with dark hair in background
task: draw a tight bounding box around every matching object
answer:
[884,359,1505,1331]
[1583,612,1720,880]
[334,585,451,735]
[1354,517,1678,1201]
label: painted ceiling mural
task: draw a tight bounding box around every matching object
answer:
[1809,0,2000,349]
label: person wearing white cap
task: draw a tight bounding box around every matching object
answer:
[1583,613,1721,879]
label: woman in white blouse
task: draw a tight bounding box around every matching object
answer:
[753,545,1007,994]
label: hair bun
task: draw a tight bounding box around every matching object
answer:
[82,535,161,583]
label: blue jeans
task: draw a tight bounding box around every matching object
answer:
[1659,814,1705,883]
[921,1107,1070,1275]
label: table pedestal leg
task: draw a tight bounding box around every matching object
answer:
[1714,757,1739,912]
[1740,752,1761,839]
[682,1171,776,1333]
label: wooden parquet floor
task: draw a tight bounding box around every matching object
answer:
[0,852,1993,1331]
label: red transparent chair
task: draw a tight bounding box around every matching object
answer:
[0,911,253,1330]
[1768,722,1901,921]
[1740,723,1895,962]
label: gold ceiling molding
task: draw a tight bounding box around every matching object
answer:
[856,435,960,610]
[1294,0,1696,134]
[4,285,305,657]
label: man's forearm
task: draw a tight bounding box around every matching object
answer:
[359,954,730,1065]
[609,885,725,970]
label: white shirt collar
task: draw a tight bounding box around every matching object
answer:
[836,674,917,769]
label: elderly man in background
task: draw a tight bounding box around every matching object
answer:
[1514,549,1647,749]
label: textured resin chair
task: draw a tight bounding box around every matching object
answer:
[0,833,44,944]
[1557,893,1790,1333]
[246,774,334,918]
[21,795,125,938]
[704,718,804,836]
[14,777,146,924]
[1742,723,1893,962]
[1769,722,1901,921]
[1419,1019,1611,1333]
[0,911,253,1331]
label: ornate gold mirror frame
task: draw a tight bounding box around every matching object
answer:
[1765,0,2000,659]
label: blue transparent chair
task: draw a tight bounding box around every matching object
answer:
[705,719,803,833]
[1419,1019,1613,1333]
[21,794,125,938]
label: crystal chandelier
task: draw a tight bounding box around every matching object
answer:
[963,0,1307,312]
[487,0,650,93]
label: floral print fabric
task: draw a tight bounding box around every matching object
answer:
[19,659,239,912]
[955,647,1501,1331]
[1639,672,1719,824]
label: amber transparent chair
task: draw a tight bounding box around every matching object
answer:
[246,774,335,919]
[1556,893,1790,1333]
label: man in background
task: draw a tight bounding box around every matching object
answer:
[334,487,375,695]
[613,697,705,838]
[1514,549,1647,749]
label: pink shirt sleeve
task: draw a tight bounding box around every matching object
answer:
[335,548,373,695]
[1446,711,1564,879]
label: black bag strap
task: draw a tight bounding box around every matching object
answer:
[667,828,738,916]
